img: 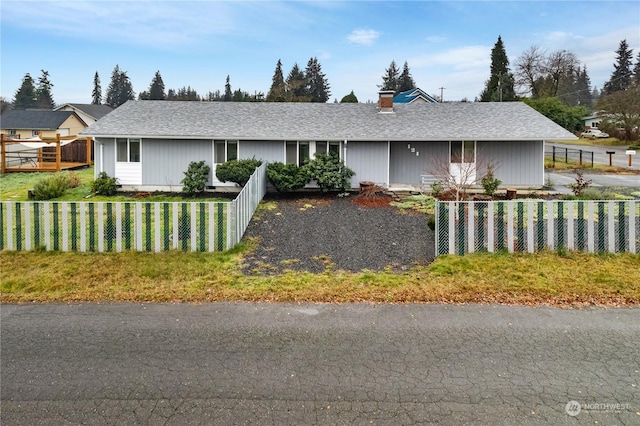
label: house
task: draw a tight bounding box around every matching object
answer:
[582,111,604,130]
[393,88,438,104]
[81,91,577,191]
[1,109,88,139]
[54,103,113,125]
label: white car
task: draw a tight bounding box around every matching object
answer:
[580,129,609,139]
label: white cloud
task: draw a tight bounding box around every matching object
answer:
[347,29,380,46]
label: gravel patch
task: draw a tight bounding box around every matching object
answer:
[241,193,435,274]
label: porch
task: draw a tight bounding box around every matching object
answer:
[1,133,92,173]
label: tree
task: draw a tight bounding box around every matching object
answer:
[632,52,640,87]
[0,97,11,114]
[105,65,135,108]
[12,73,37,110]
[286,63,308,101]
[522,97,589,132]
[305,57,330,103]
[514,45,546,98]
[575,66,593,108]
[543,49,579,100]
[35,70,55,109]
[603,39,633,95]
[381,60,399,92]
[148,71,166,100]
[596,85,640,141]
[266,59,286,102]
[224,75,232,101]
[515,46,581,102]
[340,90,358,103]
[397,61,416,92]
[479,36,516,102]
[92,71,102,105]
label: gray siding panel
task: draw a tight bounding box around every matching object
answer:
[240,141,283,163]
[478,140,543,186]
[389,141,448,184]
[142,139,212,186]
[95,138,115,177]
[346,141,388,187]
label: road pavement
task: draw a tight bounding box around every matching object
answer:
[547,142,639,170]
[2,303,639,425]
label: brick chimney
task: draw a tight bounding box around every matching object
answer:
[378,90,395,113]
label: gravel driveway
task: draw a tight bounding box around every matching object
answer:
[241,194,435,274]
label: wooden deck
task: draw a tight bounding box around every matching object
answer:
[3,161,90,173]
[1,133,92,173]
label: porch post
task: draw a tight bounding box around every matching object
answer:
[56,133,61,171]
[86,137,92,166]
[1,134,6,174]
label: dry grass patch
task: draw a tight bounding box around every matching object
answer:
[1,249,638,306]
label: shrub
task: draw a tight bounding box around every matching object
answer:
[91,172,119,196]
[65,172,81,188]
[480,164,502,197]
[568,171,592,197]
[215,158,262,187]
[430,181,444,198]
[306,153,355,193]
[181,160,211,196]
[266,162,310,191]
[31,173,71,200]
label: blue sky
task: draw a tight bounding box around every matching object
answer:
[1,1,639,105]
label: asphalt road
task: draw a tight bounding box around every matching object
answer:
[2,303,639,425]
[546,142,639,170]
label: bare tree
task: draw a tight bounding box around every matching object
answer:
[515,47,580,99]
[514,45,546,98]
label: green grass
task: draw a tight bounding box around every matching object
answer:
[1,249,638,306]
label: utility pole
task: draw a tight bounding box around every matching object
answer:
[439,87,445,102]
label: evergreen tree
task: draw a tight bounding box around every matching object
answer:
[148,71,166,100]
[480,36,516,102]
[92,71,102,105]
[340,90,358,103]
[13,73,38,110]
[266,59,286,102]
[632,52,640,87]
[603,39,633,94]
[575,66,593,108]
[381,60,399,92]
[224,75,232,101]
[105,65,136,108]
[35,70,55,109]
[397,61,416,92]
[286,63,308,101]
[305,57,330,103]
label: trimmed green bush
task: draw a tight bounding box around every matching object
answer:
[306,153,355,193]
[215,158,262,187]
[266,162,310,191]
[481,164,502,197]
[181,161,211,196]
[31,173,71,200]
[91,172,119,196]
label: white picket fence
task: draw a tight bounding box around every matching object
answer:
[435,200,639,255]
[0,163,267,252]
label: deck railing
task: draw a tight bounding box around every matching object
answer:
[435,200,639,255]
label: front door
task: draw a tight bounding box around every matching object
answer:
[211,140,238,186]
[450,141,476,184]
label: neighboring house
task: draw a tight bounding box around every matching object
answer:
[1,109,88,139]
[54,103,113,125]
[582,112,604,130]
[393,88,438,104]
[81,92,577,191]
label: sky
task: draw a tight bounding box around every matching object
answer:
[1,0,639,105]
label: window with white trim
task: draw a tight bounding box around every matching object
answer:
[285,141,310,166]
[214,140,238,163]
[116,138,141,162]
[315,141,341,156]
[32,130,39,137]
[450,141,475,164]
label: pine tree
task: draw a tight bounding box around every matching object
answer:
[305,57,330,103]
[12,73,37,110]
[266,59,286,102]
[479,36,516,102]
[286,63,308,101]
[148,71,166,100]
[340,90,358,103]
[397,61,416,92]
[224,75,232,101]
[36,70,55,109]
[105,65,136,108]
[92,72,102,105]
[575,66,593,108]
[632,52,640,87]
[603,39,633,94]
[381,60,399,92]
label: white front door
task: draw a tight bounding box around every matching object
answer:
[211,140,238,186]
[450,141,476,184]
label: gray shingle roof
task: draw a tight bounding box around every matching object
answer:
[55,104,114,120]
[82,100,577,141]
[0,110,79,130]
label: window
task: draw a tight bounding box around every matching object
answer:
[116,138,141,163]
[8,130,16,136]
[214,140,238,163]
[450,141,475,163]
[316,141,340,156]
[285,141,310,166]
[32,130,39,137]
